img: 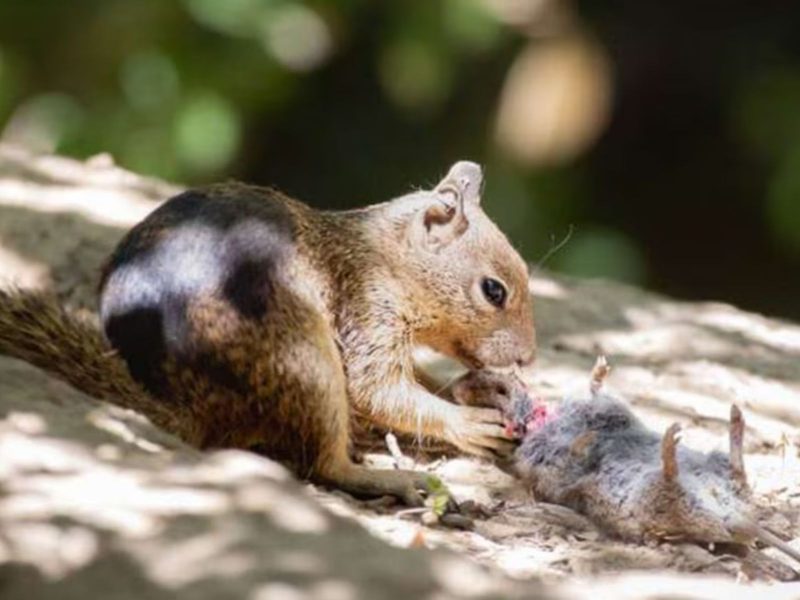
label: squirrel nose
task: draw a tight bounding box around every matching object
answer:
[516,350,536,369]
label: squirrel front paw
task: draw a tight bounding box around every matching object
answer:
[444,405,516,459]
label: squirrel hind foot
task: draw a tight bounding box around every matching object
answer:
[317,462,431,507]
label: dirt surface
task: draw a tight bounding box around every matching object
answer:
[2,145,800,598]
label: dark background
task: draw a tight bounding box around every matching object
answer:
[1,0,798,318]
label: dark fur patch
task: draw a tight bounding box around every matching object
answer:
[100,185,296,390]
[223,258,273,320]
[104,306,168,395]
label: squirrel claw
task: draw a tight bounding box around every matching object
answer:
[444,405,512,458]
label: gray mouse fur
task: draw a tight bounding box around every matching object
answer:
[452,359,800,563]
[516,389,750,545]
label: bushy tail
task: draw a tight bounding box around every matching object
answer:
[0,288,187,436]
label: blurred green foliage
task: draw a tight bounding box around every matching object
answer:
[1,0,799,317]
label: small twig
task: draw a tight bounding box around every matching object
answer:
[396,507,429,518]
[385,432,411,469]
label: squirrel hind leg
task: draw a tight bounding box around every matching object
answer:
[309,363,429,506]
[310,387,429,506]
[316,459,428,507]
[241,305,431,507]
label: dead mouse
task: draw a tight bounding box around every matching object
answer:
[452,358,800,564]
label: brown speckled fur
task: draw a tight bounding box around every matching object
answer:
[0,162,536,504]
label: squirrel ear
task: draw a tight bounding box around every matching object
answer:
[435,161,483,205]
[409,161,481,252]
[410,192,469,253]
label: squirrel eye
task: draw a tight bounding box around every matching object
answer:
[481,277,507,308]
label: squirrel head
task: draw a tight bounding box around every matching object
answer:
[388,161,536,370]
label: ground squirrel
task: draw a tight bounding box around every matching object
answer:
[0,161,535,504]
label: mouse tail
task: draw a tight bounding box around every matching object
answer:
[754,526,800,565]
[731,518,800,566]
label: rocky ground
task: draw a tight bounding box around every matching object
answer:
[2,145,800,598]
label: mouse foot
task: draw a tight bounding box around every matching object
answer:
[661,423,682,481]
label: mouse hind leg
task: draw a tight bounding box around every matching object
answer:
[661,423,682,481]
[729,405,748,490]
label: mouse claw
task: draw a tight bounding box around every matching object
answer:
[729,404,748,487]
[590,355,611,395]
[661,423,681,481]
